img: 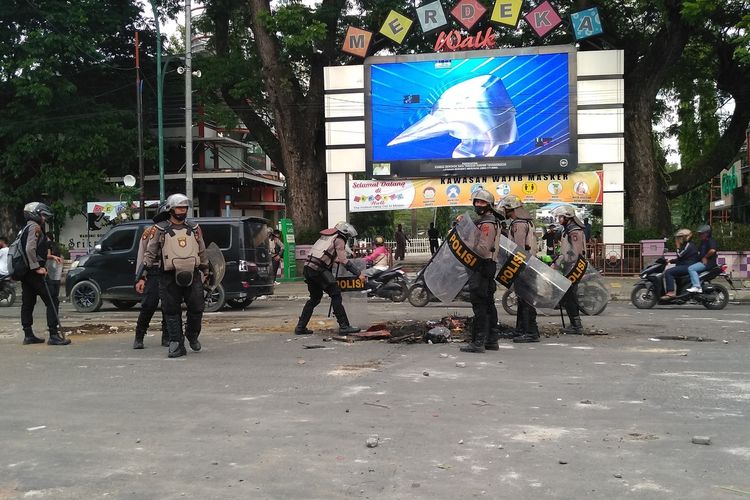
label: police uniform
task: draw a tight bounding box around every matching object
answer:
[461,212,498,352]
[295,226,361,335]
[20,219,69,345]
[558,221,586,334]
[133,225,168,349]
[508,209,540,342]
[143,218,208,357]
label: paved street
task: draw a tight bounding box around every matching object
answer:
[1,297,749,499]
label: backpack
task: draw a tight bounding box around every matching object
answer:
[7,223,33,279]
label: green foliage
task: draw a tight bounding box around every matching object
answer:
[713,223,750,252]
[349,210,395,240]
[624,222,668,243]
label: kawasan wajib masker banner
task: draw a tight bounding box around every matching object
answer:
[349,171,602,212]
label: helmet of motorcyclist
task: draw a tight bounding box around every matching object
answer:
[497,194,523,211]
[697,224,711,236]
[374,236,384,246]
[23,202,54,223]
[334,221,358,238]
[674,228,693,239]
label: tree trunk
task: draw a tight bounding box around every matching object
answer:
[0,205,19,240]
[624,99,673,235]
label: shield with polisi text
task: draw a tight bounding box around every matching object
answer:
[495,234,571,309]
[422,214,484,303]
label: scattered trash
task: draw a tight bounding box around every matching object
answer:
[723,340,729,344]
[439,353,448,358]
[230,328,242,332]
[472,400,491,407]
[303,345,330,349]
[718,486,750,496]
[497,444,504,449]
[109,326,119,331]
[680,353,688,356]
[364,402,390,409]
[691,436,711,445]
[423,371,430,377]
[296,359,306,365]
[455,362,466,368]
[26,426,46,431]
[613,473,623,479]
[558,460,568,465]
[458,439,464,444]
[436,464,452,469]
[366,436,379,448]
[651,335,713,342]
[580,400,593,405]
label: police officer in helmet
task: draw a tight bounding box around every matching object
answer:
[132,203,169,349]
[498,195,540,343]
[552,204,586,335]
[294,222,366,336]
[19,202,70,345]
[461,189,500,353]
[136,194,208,358]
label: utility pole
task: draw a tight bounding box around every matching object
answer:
[185,0,194,212]
[135,31,146,219]
[150,1,165,203]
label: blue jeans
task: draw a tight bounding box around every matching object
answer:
[664,265,690,293]
[687,262,708,288]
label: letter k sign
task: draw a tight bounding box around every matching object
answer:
[524,1,562,38]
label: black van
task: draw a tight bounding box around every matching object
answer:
[65,217,274,313]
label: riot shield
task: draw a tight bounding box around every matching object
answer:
[422,214,483,303]
[205,242,226,291]
[335,257,368,329]
[553,236,608,314]
[494,234,570,309]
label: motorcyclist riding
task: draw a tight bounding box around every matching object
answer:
[686,225,718,294]
[363,236,390,277]
[661,228,699,300]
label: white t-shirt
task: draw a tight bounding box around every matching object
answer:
[0,247,9,276]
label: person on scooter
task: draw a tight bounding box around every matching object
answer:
[661,228,699,300]
[686,225,718,293]
[363,236,390,277]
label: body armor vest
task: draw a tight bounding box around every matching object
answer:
[159,221,200,286]
[306,233,339,270]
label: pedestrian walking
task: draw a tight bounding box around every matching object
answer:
[132,205,169,349]
[428,222,439,255]
[498,195,539,343]
[18,202,70,345]
[394,224,409,261]
[136,194,208,358]
[294,222,366,336]
[270,229,284,285]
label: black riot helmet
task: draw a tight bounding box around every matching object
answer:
[23,202,54,224]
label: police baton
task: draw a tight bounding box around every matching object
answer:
[43,277,65,340]
[328,263,340,318]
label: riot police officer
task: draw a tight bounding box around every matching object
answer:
[498,195,539,343]
[132,204,169,349]
[552,204,586,334]
[19,202,70,345]
[294,222,365,336]
[461,189,499,353]
[136,194,208,358]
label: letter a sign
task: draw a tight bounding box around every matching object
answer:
[570,7,603,41]
[341,26,373,58]
[524,0,562,38]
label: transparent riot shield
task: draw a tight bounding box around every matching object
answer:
[423,214,482,303]
[335,257,369,329]
[495,234,570,309]
[555,234,608,314]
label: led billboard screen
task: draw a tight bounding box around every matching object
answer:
[365,46,576,178]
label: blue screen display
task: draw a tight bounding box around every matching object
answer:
[367,50,574,176]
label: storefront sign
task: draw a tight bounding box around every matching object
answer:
[349,171,602,212]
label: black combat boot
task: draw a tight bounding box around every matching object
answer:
[333,305,360,334]
[47,328,71,346]
[339,324,361,334]
[161,320,169,347]
[22,328,45,345]
[294,326,314,335]
[514,304,540,343]
[166,315,185,358]
[485,328,500,351]
[560,316,583,335]
[185,312,202,351]
[133,329,146,349]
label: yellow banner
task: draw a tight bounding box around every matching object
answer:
[350,171,602,212]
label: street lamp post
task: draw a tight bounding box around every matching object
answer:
[149,0,166,203]
[185,0,194,212]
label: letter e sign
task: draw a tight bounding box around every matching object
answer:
[379,10,414,44]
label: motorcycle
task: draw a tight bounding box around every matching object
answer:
[630,256,733,310]
[365,265,409,302]
[408,276,471,307]
[500,277,609,316]
[0,274,16,307]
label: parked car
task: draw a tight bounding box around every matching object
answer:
[65,217,274,313]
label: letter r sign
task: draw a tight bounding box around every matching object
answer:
[416,0,448,33]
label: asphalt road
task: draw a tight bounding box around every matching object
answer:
[1,298,749,499]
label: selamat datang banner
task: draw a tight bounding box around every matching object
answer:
[349,172,602,212]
